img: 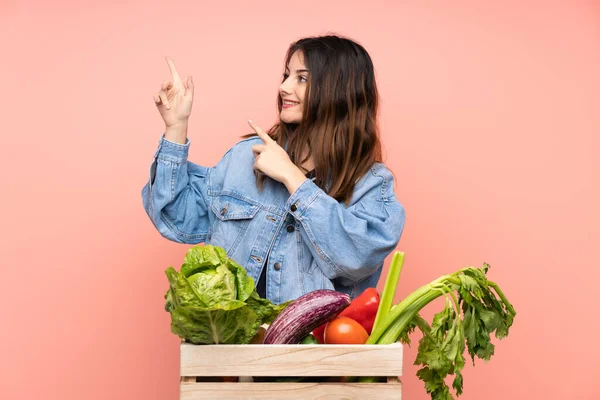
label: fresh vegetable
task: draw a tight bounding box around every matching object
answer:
[262,289,351,344]
[311,325,326,344]
[324,316,369,344]
[164,245,289,344]
[343,287,380,334]
[312,287,381,343]
[372,252,404,331]
[368,251,516,400]
[300,334,320,344]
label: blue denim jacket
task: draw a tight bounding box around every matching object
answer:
[142,135,406,304]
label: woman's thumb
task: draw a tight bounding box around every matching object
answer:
[185,76,194,97]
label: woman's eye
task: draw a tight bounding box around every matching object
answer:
[282,74,307,83]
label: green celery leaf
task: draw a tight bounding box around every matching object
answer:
[452,371,464,396]
[457,275,478,293]
[479,309,500,331]
[442,323,461,361]
[398,314,428,346]
[431,302,454,339]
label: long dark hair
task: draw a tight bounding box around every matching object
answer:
[243,34,383,204]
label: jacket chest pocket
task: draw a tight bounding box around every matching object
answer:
[210,194,260,256]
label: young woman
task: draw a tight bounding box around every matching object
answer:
[142,34,406,304]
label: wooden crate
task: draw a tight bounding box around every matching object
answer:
[180,342,403,399]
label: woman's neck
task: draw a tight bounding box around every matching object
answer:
[299,148,314,172]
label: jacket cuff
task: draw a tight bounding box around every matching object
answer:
[153,134,190,163]
[285,178,322,219]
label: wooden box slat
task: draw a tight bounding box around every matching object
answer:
[180,382,402,400]
[180,343,403,377]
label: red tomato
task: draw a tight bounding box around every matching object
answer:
[324,316,369,344]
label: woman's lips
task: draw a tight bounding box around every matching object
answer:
[282,101,299,109]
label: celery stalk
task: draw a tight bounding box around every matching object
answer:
[368,274,456,344]
[374,290,443,344]
[371,251,405,335]
[365,262,517,400]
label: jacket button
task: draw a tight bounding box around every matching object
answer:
[273,262,281,271]
[290,203,298,212]
[220,203,229,215]
[286,225,295,233]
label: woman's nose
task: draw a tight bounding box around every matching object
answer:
[279,80,292,95]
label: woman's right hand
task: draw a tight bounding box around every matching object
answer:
[154,57,194,130]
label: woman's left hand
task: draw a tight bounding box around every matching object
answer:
[248,119,307,193]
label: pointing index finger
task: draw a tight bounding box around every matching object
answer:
[165,56,183,84]
[248,119,274,143]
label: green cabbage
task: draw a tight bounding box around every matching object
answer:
[164,245,288,344]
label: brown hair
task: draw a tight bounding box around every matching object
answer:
[243,34,383,204]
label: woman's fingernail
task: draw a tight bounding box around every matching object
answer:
[248,119,253,124]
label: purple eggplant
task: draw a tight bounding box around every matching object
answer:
[262,289,351,344]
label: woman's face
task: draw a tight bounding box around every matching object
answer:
[279,51,308,124]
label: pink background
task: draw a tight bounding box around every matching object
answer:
[1,1,599,399]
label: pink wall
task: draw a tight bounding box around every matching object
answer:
[1,1,598,399]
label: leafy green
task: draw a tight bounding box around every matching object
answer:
[413,297,467,400]
[396,312,427,346]
[164,244,289,344]
[368,258,516,400]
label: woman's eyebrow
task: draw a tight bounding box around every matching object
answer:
[285,68,310,73]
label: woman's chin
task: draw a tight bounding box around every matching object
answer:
[280,112,302,124]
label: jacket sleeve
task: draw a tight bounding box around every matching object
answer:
[141,135,230,244]
[285,166,406,285]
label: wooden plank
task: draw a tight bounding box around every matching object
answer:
[180,382,402,400]
[180,343,403,377]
